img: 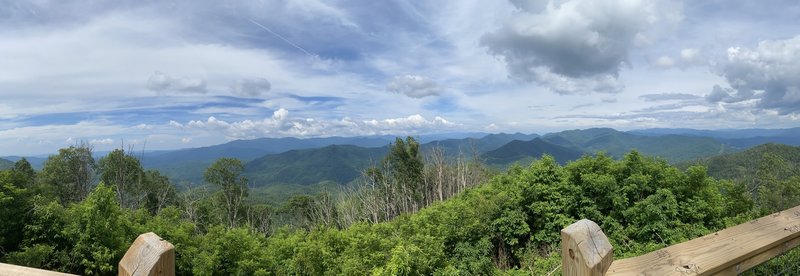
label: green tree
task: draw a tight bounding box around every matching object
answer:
[204,158,249,227]
[12,158,36,187]
[386,137,424,204]
[756,153,800,213]
[38,144,96,205]
[98,149,145,209]
[0,170,33,255]
[142,170,178,215]
[8,183,136,275]
[63,182,135,274]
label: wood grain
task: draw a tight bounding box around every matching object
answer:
[607,204,800,275]
[562,219,614,276]
[0,262,76,276]
[118,232,175,276]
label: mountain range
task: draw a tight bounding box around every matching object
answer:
[690,143,800,182]
[481,138,583,165]
[542,128,728,162]
[630,127,800,148]
[3,127,799,191]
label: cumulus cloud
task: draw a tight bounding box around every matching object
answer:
[168,120,184,128]
[386,75,442,98]
[179,108,456,139]
[707,36,800,115]
[230,78,271,97]
[363,114,454,129]
[652,48,704,69]
[481,0,678,94]
[90,138,114,145]
[146,71,207,94]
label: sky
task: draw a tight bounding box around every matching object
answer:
[1,0,800,156]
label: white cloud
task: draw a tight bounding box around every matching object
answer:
[179,109,457,140]
[680,48,700,63]
[652,48,704,69]
[653,56,676,69]
[146,71,207,94]
[707,36,800,115]
[386,75,442,98]
[481,0,680,94]
[90,138,114,145]
[230,78,271,97]
[168,120,184,128]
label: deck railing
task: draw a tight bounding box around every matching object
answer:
[0,232,174,276]
[561,204,800,275]
[4,206,800,275]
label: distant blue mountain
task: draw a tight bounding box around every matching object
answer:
[629,127,800,139]
[0,156,47,170]
[481,138,583,166]
[240,132,536,187]
[422,132,539,156]
[0,157,13,170]
[629,127,800,149]
[136,133,492,185]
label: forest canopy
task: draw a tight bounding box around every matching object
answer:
[1,140,798,275]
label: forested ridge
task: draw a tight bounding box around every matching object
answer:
[1,139,799,275]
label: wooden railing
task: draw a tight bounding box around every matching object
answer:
[561,204,800,275]
[0,232,174,276]
[5,205,799,276]
[0,263,76,276]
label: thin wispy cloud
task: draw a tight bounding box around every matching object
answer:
[0,0,799,155]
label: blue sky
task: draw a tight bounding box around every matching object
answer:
[1,0,800,155]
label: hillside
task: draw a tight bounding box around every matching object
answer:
[630,127,800,139]
[141,136,395,184]
[241,133,538,187]
[481,137,584,166]
[543,128,729,162]
[630,127,800,149]
[421,132,539,156]
[141,136,395,168]
[139,134,487,185]
[0,158,13,170]
[719,136,800,148]
[244,144,388,186]
[694,143,800,182]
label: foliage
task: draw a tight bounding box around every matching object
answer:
[37,144,96,204]
[1,142,794,275]
[205,158,249,227]
[99,149,145,209]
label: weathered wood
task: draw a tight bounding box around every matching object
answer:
[562,219,614,276]
[607,204,800,275]
[118,232,175,276]
[0,262,76,276]
[711,235,800,275]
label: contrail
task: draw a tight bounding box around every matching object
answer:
[247,18,315,57]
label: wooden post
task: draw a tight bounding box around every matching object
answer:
[118,232,175,276]
[562,219,614,276]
